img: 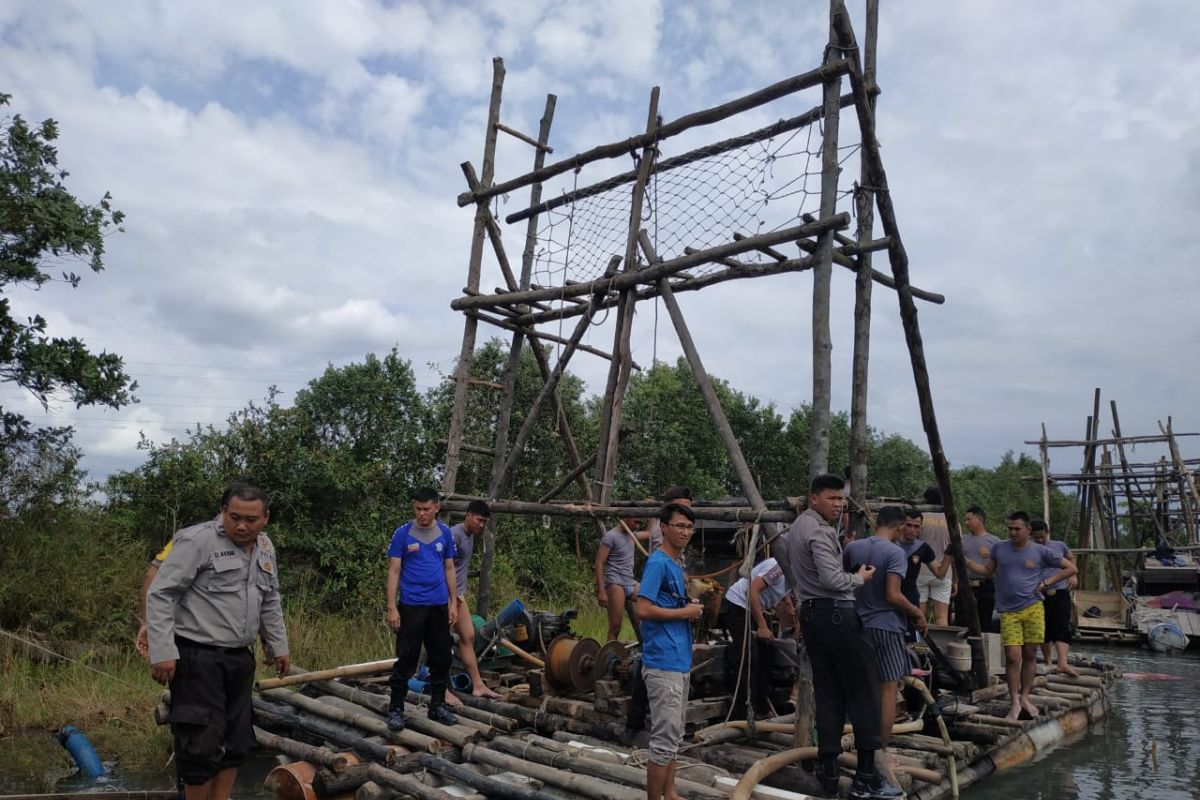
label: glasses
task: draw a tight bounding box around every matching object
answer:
[665,522,695,532]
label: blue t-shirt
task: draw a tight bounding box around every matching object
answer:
[843,537,908,633]
[1040,540,1071,591]
[637,550,693,672]
[387,521,456,606]
[991,540,1061,613]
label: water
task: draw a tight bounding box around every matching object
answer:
[4,647,1199,799]
[963,646,1200,799]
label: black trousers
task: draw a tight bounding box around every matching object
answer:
[800,603,882,755]
[959,581,997,633]
[168,638,255,785]
[721,599,771,716]
[389,603,452,710]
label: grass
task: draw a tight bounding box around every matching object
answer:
[0,587,629,789]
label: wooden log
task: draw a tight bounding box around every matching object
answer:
[253,726,357,773]
[441,497,798,523]
[458,60,853,207]
[354,782,395,800]
[260,689,443,752]
[257,660,395,690]
[0,794,179,800]
[317,694,478,748]
[463,310,627,365]
[364,763,454,800]
[450,215,849,312]
[253,699,398,763]
[461,744,644,800]
[495,121,553,153]
[419,754,558,800]
[485,738,728,800]
[313,763,382,796]
[406,691,519,732]
[450,692,539,727]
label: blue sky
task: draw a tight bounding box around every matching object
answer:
[2,1,1198,484]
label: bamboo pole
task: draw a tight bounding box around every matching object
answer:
[363,764,454,800]
[595,87,661,504]
[477,92,565,615]
[260,689,447,751]
[441,58,505,500]
[450,215,849,311]
[252,699,398,763]
[461,744,645,800]
[1028,433,1199,447]
[257,660,395,690]
[442,497,797,523]
[848,0,879,535]
[252,726,357,772]
[418,754,558,800]
[457,60,853,208]
[830,1,977,635]
[808,5,844,480]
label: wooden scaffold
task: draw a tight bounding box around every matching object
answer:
[438,0,983,638]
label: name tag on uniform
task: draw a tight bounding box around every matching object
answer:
[212,554,241,572]
[407,542,420,553]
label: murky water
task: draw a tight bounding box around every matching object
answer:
[4,647,1198,799]
[963,646,1200,799]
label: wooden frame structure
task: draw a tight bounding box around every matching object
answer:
[438,0,981,633]
[1027,387,1200,589]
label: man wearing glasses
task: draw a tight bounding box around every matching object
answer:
[636,502,704,800]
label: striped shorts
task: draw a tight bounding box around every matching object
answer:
[866,627,910,682]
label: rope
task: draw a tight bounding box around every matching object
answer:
[0,627,147,691]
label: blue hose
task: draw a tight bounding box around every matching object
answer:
[57,724,107,779]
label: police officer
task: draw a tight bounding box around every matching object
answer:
[146,484,289,800]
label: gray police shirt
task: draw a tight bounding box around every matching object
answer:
[785,508,863,602]
[1040,539,1071,591]
[962,532,1002,572]
[146,516,288,665]
[843,536,908,632]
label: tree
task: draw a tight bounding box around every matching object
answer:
[1,91,133,489]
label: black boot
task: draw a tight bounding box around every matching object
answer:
[427,702,458,725]
[849,765,903,800]
[816,755,840,797]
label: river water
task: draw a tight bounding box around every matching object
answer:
[4,647,1198,799]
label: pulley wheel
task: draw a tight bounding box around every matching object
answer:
[545,635,577,688]
[592,640,628,681]
[568,637,601,692]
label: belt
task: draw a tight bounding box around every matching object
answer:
[969,579,993,588]
[176,635,250,655]
[800,598,856,609]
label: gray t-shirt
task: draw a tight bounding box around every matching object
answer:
[991,540,1063,613]
[599,526,635,587]
[962,532,1002,574]
[843,536,908,633]
[1040,539,1071,591]
[785,508,863,602]
[451,523,474,597]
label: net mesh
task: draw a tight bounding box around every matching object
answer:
[526,119,861,290]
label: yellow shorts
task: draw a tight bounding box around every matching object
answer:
[1000,602,1045,647]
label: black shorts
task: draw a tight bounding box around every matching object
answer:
[1042,591,1073,644]
[168,638,256,785]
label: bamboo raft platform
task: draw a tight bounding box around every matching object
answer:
[198,643,1120,800]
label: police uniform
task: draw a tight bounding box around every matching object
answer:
[146,516,288,786]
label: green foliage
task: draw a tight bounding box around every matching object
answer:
[0,92,134,480]
[951,451,1077,542]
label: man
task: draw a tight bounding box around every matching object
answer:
[635,502,704,800]
[784,473,894,800]
[960,507,1001,633]
[916,487,955,626]
[643,486,693,557]
[1031,519,1078,677]
[146,484,289,800]
[446,500,502,703]
[898,509,951,626]
[844,506,926,773]
[596,514,643,642]
[720,555,792,718]
[965,511,1076,722]
[386,487,459,731]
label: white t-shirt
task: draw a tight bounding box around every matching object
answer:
[725,558,788,610]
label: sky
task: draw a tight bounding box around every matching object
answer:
[2,1,1198,486]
